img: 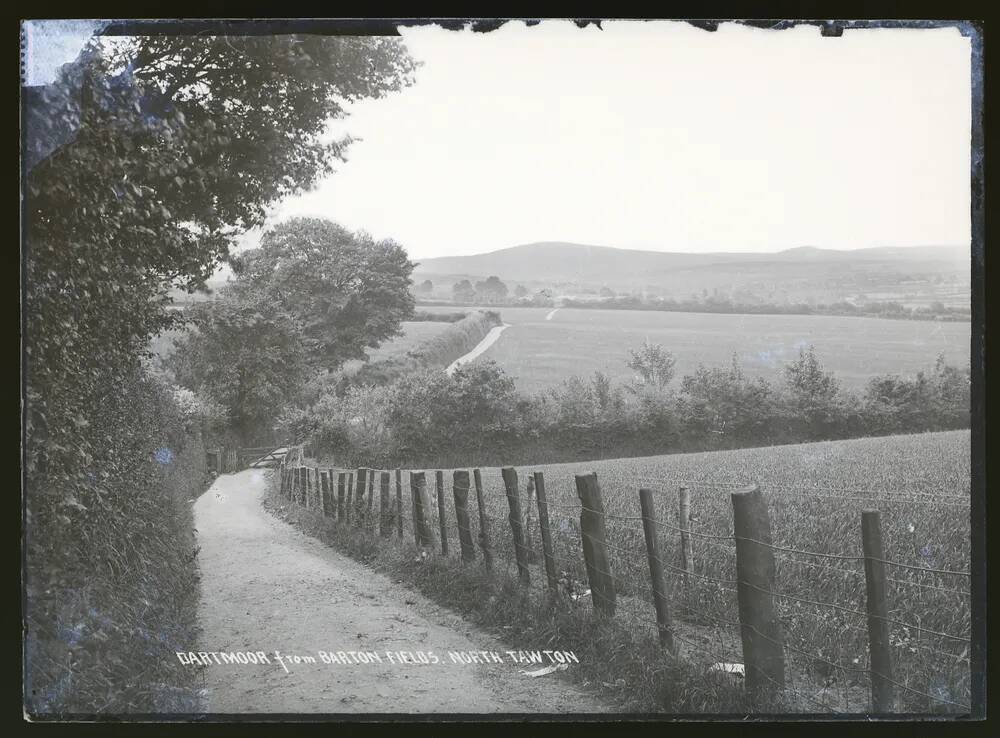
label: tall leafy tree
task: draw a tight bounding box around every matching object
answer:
[170,291,310,444]
[229,217,416,368]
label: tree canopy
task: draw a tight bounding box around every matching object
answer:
[230,217,415,368]
[170,291,311,443]
[25,35,416,476]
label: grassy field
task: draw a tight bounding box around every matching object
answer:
[428,306,970,393]
[339,320,456,375]
[352,429,971,713]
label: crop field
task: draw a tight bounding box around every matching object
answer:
[376,429,971,713]
[429,306,970,394]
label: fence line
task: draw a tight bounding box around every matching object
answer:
[271,448,971,714]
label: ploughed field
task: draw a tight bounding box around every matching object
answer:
[383,430,971,713]
[418,305,970,393]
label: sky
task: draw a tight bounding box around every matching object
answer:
[24,20,973,260]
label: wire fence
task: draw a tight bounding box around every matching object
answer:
[273,449,972,715]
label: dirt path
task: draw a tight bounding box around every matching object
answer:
[193,470,609,714]
[444,323,511,376]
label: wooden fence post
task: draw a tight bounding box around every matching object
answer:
[436,470,449,556]
[452,471,476,562]
[337,472,346,521]
[355,468,368,525]
[346,472,354,523]
[731,484,785,702]
[410,471,435,548]
[862,510,895,713]
[473,469,494,571]
[639,488,676,653]
[379,472,391,537]
[533,471,558,591]
[524,475,536,563]
[368,469,376,518]
[679,485,693,580]
[320,470,331,517]
[574,473,615,616]
[501,467,530,585]
[395,469,403,539]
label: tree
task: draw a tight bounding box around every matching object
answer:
[626,340,677,391]
[418,279,434,294]
[474,275,508,304]
[514,284,529,299]
[600,286,616,298]
[782,345,844,437]
[169,290,311,443]
[452,279,476,303]
[929,353,969,426]
[230,217,415,368]
[25,35,415,478]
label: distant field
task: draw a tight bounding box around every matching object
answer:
[391,430,971,712]
[340,321,455,374]
[441,306,970,393]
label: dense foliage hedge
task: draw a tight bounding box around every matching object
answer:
[25,370,211,715]
[286,349,970,470]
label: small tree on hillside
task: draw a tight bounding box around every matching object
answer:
[626,340,677,392]
[514,284,529,299]
[418,279,434,293]
[782,345,845,438]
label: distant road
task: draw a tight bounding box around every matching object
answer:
[445,323,511,376]
[545,308,560,321]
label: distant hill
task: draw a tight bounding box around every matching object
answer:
[412,241,969,306]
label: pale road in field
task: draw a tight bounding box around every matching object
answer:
[193,470,607,714]
[444,322,511,376]
[545,308,559,321]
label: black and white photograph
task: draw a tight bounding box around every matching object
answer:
[20,18,984,721]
